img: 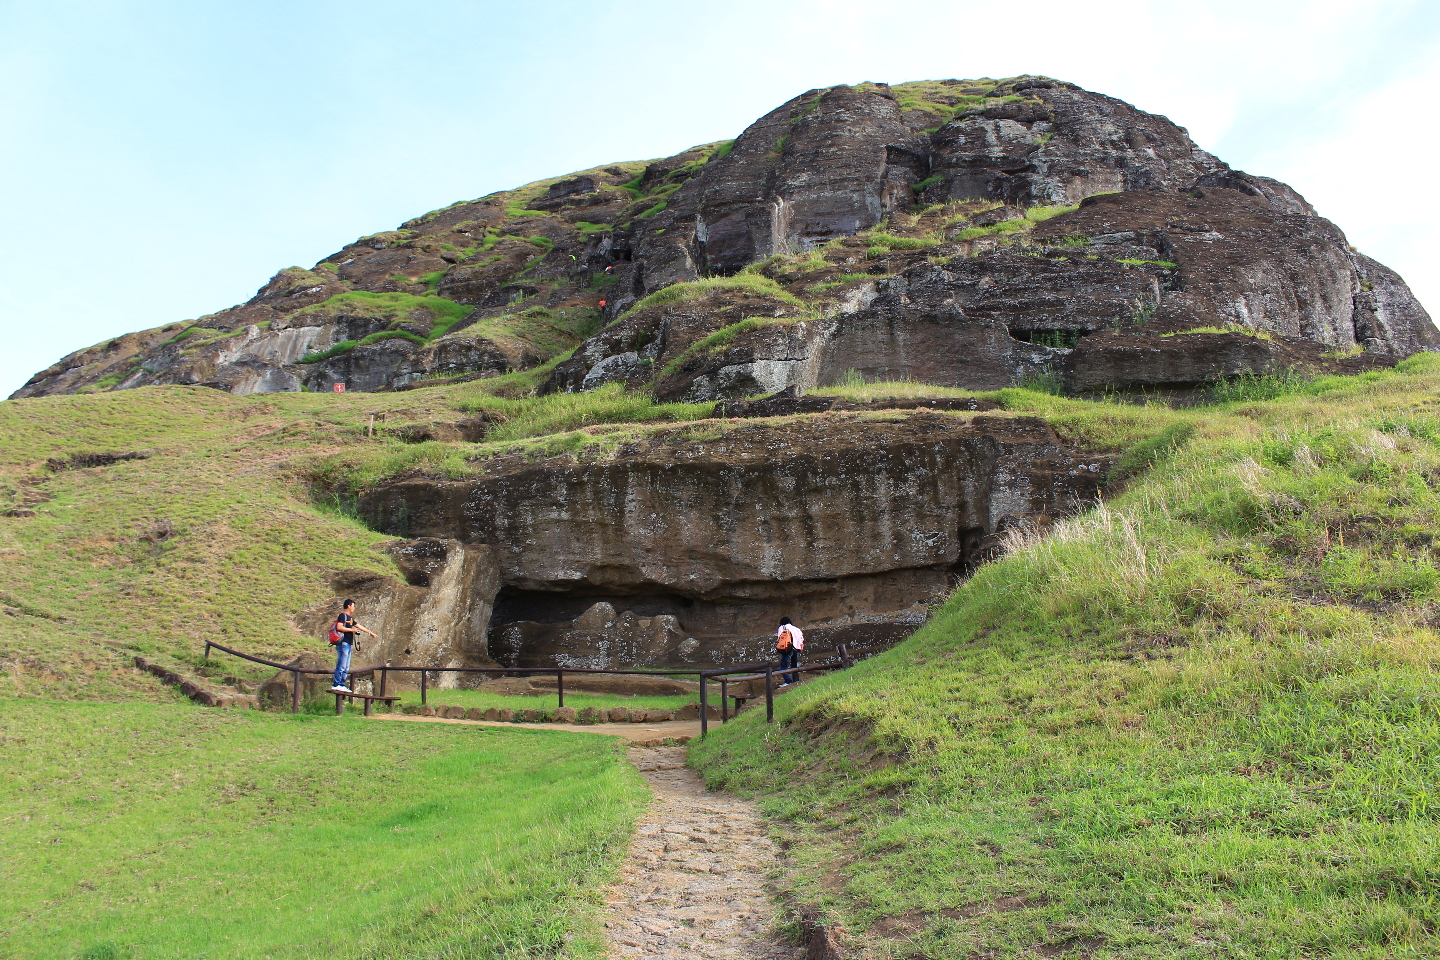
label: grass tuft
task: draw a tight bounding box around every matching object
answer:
[618,275,800,322]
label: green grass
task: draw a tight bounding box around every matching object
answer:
[863,232,940,257]
[0,700,645,960]
[463,383,713,446]
[295,339,358,364]
[297,292,472,342]
[692,354,1440,959]
[459,305,602,358]
[299,383,718,494]
[951,205,1080,243]
[1025,204,1080,223]
[1162,324,1273,341]
[358,330,428,347]
[399,687,692,713]
[617,275,801,322]
[951,218,1032,242]
[658,317,789,378]
[1209,369,1315,404]
[0,387,427,688]
[809,380,981,402]
[157,326,199,348]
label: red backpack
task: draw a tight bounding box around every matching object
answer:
[327,621,344,645]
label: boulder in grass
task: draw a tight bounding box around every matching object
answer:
[465,707,485,721]
[553,706,577,723]
[578,706,599,724]
[418,705,436,717]
[629,709,649,723]
[496,708,514,722]
[647,710,675,723]
[608,707,629,723]
[483,708,499,721]
[521,708,541,722]
[442,705,466,720]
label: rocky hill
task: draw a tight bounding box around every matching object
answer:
[14,76,1436,403]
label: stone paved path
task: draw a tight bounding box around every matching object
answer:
[604,746,804,960]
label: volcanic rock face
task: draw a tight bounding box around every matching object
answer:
[292,538,500,684]
[358,414,1106,668]
[632,77,1228,288]
[13,76,1437,674]
[13,75,1434,402]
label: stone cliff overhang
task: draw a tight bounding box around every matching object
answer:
[357,413,1108,668]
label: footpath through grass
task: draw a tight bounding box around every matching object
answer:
[0,700,646,960]
[692,355,1440,959]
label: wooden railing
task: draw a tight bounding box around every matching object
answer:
[204,639,890,736]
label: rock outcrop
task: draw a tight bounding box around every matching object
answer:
[290,538,500,687]
[357,413,1107,668]
[13,76,1434,402]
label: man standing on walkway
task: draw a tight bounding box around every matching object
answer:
[331,599,376,693]
[776,617,803,685]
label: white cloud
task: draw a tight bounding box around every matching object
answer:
[1242,48,1440,314]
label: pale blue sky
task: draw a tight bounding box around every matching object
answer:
[2,0,1437,398]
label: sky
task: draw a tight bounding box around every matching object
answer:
[2,0,1437,399]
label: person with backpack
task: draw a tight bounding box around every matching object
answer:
[776,617,803,685]
[329,599,376,694]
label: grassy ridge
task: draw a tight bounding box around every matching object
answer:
[0,379,726,699]
[692,355,1440,959]
[0,388,400,695]
[0,701,646,960]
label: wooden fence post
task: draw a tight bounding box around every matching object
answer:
[699,674,708,739]
[420,669,427,705]
[765,664,774,723]
[557,668,564,708]
[291,670,301,715]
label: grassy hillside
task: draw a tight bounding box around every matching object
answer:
[0,700,645,959]
[691,355,1440,959]
[0,375,718,699]
[0,344,1180,702]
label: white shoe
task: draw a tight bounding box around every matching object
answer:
[331,685,351,693]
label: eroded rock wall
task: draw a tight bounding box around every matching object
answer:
[358,413,1106,668]
[292,538,500,687]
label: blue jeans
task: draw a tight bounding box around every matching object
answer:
[333,641,353,688]
[778,649,799,684]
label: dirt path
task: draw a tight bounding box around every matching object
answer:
[603,745,801,960]
[376,715,802,956]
